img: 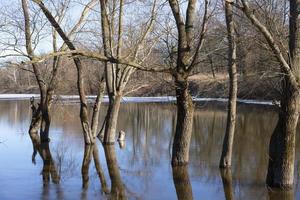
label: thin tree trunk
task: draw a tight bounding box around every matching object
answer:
[172,75,194,166]
[220,0,237,168]
[103,93,122,144]
[33,1,95,144]
[172,165,193,200]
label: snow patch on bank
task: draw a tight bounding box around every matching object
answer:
[0,94,274,106]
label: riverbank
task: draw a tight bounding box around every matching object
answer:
[0,94,275,106]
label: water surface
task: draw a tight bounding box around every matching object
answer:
[0,100,298,200]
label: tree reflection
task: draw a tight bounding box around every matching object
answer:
[172,165,193,200]
[103,145,127,200]
[30,133,60,186]
[220,169,234,200]
[268,189,294,200]
[81,144,109,193]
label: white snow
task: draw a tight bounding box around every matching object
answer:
[0,94,274,106]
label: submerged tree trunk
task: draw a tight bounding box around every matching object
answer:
[266,80,300,188]
[172,75,194,166]
[172,165,193,200]
[220,0,237,168]
[103,93,122,144]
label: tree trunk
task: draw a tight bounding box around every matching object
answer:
[103,93,122,144]
[266,79,300,189]
[172,165,193,200]
[265,0,300,189]
[220,0,237,168]
[172,75,194,166]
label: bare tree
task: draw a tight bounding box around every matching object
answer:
[99,0,158,144]
[239,0,300,189]
[167,0,210,166]
[220,0,237,168]
[32,0,106,144]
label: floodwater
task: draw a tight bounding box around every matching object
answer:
[0,100,299,200]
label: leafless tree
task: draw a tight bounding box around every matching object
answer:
[220,0,238,168]
[239,0,300,189]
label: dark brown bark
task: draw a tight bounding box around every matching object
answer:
[239,0,300,188]
[172,165,193,200]
[266,0,300,189]
[103,145,126,199]
[220,169,234,200]
[220,0,237,168]
[266,80,300,188]
[167,0,207,166]
[103,93,122,144]
[172,75,194,166]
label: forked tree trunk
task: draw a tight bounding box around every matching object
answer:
[172,75,194,166]
[266,79,300,188]
[172,165,193,200]
[103,94,122,144]
[220,0,237,168]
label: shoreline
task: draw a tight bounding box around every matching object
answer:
[0,94,275,106]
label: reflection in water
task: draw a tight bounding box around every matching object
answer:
[2,101,300,199]
[118,140,125,149]
[104,145,127,200]
[81,145,93,189]
[81,144,109,197]
[220,169,234,200]
[268,189,294,200]
[30,133,60,186]
[172,165,193,200]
